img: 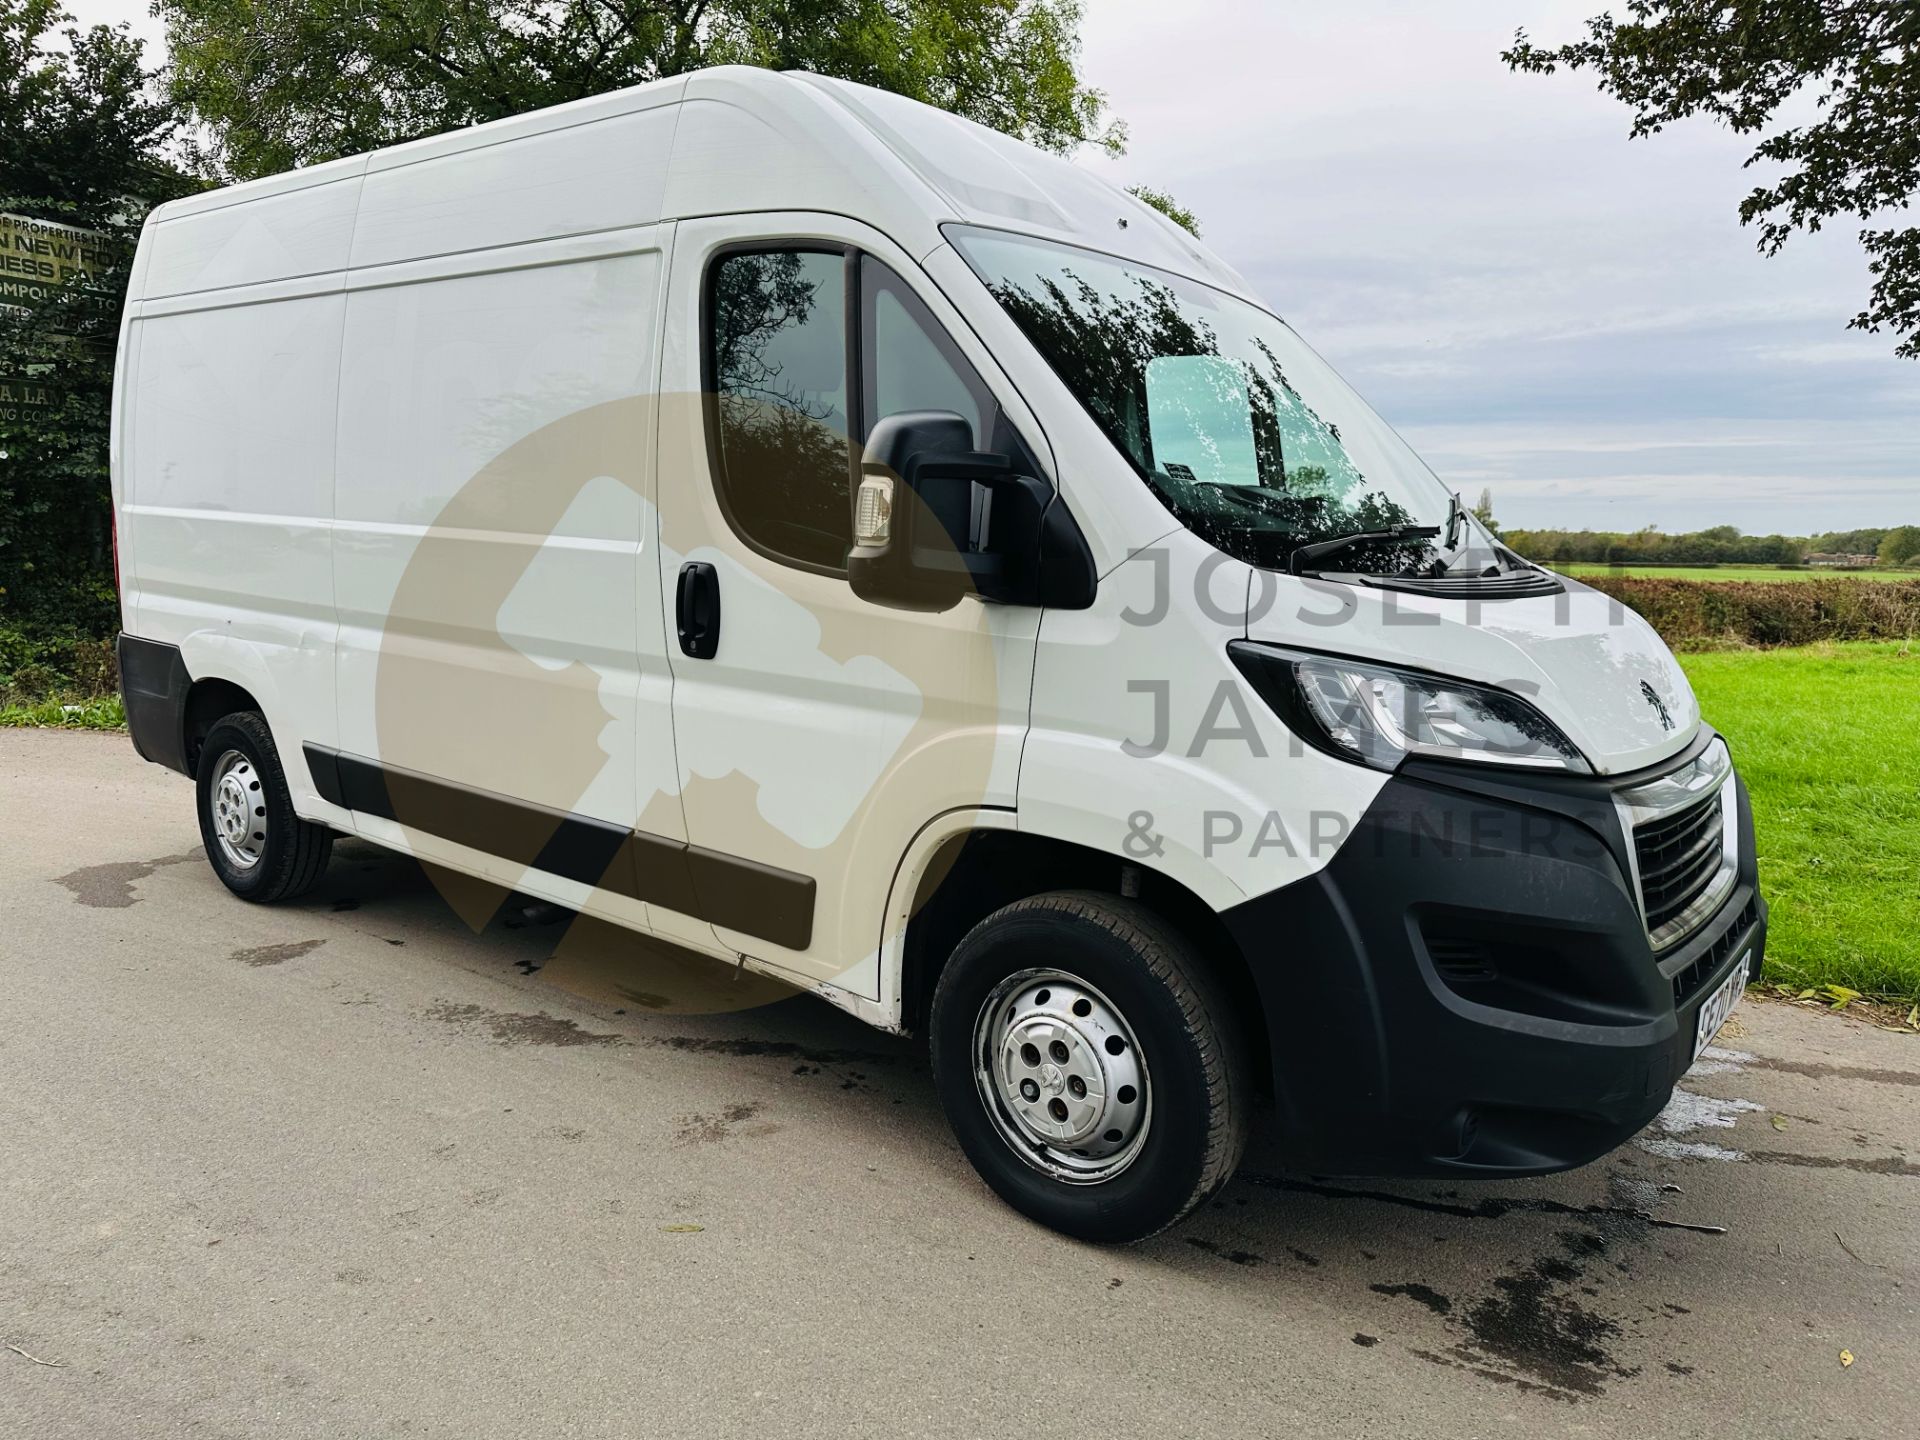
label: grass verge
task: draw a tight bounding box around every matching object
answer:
[0,694,127,730]
[1682,641,1920,1002]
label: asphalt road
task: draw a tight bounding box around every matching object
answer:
[3,728,1914,1437]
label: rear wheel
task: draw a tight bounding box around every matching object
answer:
[195,711,333,902]
[930,891,1248,1242]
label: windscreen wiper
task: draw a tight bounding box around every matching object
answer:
[1193,480,1295,515]
[1289,524,1441,576]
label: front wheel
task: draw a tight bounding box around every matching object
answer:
[195,711,333,903]
[929,891,1248,1242]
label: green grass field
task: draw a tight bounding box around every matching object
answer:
[1683,642,1920,1000]
[1562,563,1914,583]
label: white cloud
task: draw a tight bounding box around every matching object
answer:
[1079,0,1918,532]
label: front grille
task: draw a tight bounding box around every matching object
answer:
[1667,899,1759,1007]
[1635,791,1726,933]
[1619,739,1739,951]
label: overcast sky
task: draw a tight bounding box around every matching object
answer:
[69,0,1917,533]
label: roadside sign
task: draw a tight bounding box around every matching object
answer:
[0,375,59,425]
[0,212,113,310]
[1,213,116,421]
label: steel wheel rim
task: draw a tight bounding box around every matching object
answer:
[972,967,1152,1185]
[209,749,267,871]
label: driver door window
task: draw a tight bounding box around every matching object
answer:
[708,248,853,572]
[706,246,1004,574]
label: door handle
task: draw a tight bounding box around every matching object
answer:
[676,561,721,659]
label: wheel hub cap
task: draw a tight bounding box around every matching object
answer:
[974,968,1151,1184]
[208,750,267,870]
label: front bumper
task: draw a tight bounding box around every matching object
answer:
[1220,729,1766,1177]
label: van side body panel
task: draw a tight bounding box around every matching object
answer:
[329,236,672,826]
[330,92,685,931]
[120,155,370,806]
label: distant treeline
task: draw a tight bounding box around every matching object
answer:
[1501,525,1911,567]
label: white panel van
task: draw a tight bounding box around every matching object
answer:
[113,67,1764,1241]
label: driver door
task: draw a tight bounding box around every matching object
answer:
[652,214,1045,995]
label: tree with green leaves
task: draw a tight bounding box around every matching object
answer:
[1878,525,1920,567]
[1470,486,1497,533]
[3,0,187,229]
[1507,2,1920,357]
[1,0,196,693]
[1810,526,1888,556]
[160,0,1125,180]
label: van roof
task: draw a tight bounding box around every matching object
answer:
[139,67,1253,302]
[791,73,1250,295]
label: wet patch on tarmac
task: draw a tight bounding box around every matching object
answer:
[1371,1281,1453,1315]
[1182,1236,1365,1274]
[1746,1056,1920,1088]
[1186,1169,1725,1403]
[423,1002,623,1048]
[1362,1225,1657,1403]
[232,939,325,968]
[1235,1172,1728,1232]
[673,1100,775,1145]
[1408,1346,1572,1403]
[54,851,200,908]
[1186,1237,1263,1267]
[648,1035,904,1068]
[1447,1230,1640,1399]
[1744,1149,1919,1177]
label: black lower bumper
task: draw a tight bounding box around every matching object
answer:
[1221,733,1766,1178]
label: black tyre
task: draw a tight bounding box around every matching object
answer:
[929,891,1249,1243]
[195,711,333,903]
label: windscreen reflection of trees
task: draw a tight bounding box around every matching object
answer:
[988,271,1427,573]
[712,252,852,569]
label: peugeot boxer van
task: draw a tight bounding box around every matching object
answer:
[111,67,1764,1241]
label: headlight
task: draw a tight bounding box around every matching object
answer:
[1228,642,1591,774]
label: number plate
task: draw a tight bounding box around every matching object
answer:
[1693,951,1751,1062]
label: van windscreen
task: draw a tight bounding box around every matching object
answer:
[949,226,1465,576]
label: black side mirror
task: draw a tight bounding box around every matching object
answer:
[848,411,1096,613]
